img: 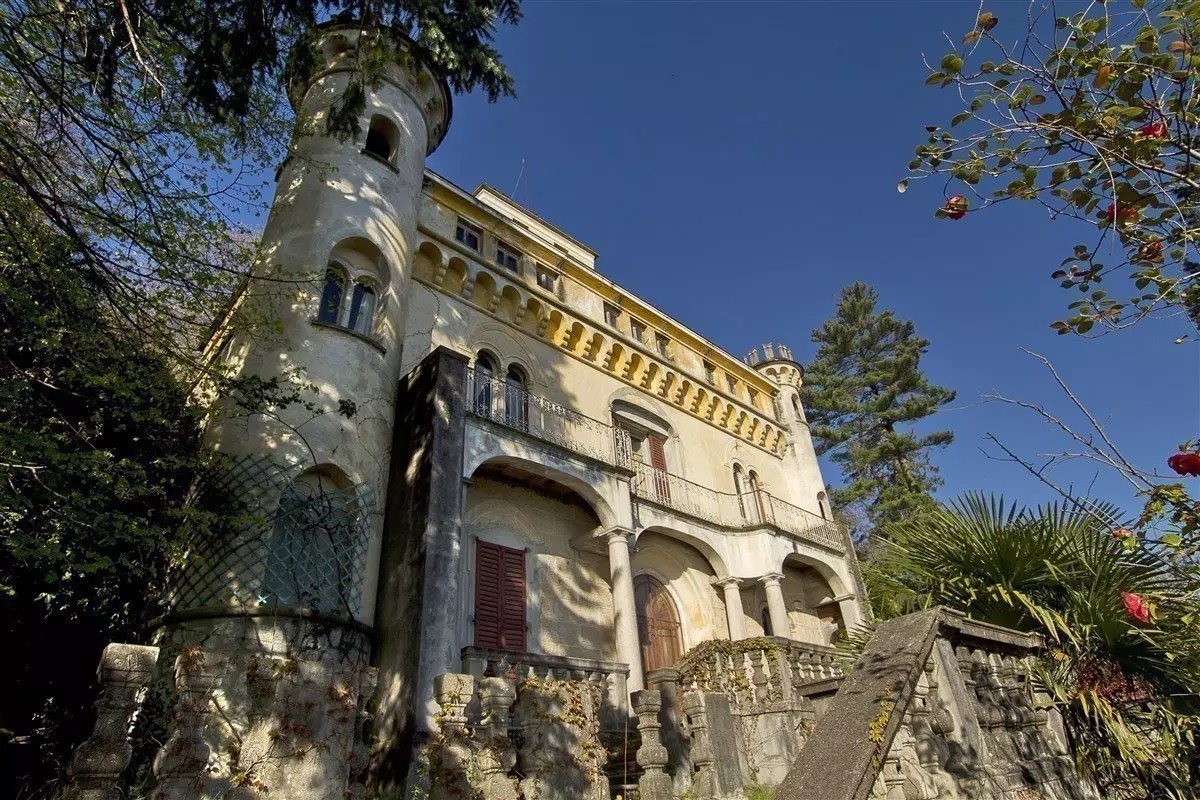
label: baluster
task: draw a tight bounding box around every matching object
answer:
[66,643,159,800]
[632,690,672,800]
[681,691,716,799]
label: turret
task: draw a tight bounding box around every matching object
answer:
[743,343,832,519]
[179,25,451,628]
[149,28,451,800]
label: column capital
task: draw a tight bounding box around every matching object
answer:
[758,572,784,587]
[599,526,635,544]
[713,576,743,590]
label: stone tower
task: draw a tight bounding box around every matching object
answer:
[742,343,831,520]
[147,25,451,800]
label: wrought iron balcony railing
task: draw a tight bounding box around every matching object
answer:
[465,367,847,552]
[465,368,632,467]
[631,463,845,552]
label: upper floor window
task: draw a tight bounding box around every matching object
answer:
[347,283,377,335]
[630,319,647,343]
[655,333,670,357]
[318,266,347,326]
[456,219,481,251]
[536,266,557,292]
[604,303,621,328]
[364,115,399,164]
[474,350,500,414]
[317,264,378,336]
[496,241,521,272]
[703,360,716,385]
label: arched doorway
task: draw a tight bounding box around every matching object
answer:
[635,575,683,673]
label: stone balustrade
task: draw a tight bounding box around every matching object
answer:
[632,462,847,552]
[460,646,629,731]
[675,636,843,709]
[464,367,850,552]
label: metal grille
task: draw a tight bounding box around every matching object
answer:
[171,455,373,619]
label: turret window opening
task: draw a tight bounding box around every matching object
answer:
[364,115,400,164]
[318,266,347,325]
[347,281,377,335]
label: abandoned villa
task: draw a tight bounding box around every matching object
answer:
[66,25,1097,800]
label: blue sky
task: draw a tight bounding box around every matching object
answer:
[426,0,1200,516]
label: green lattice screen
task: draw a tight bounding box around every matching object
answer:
[171,455,374,619]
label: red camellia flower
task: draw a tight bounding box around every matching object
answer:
[944,195,969,220]
[1105,202,1139,226]
[1168,451,1200,477]
[1122,591,1151,624]
[1137,241,1164,263]
[1138,121,1169,139]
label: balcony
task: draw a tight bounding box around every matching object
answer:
[631,464,846,553]
[465,368,848,553]
[466,367,632,468]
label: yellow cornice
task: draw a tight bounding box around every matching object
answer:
[414,223,787,458]
[422,174,778,396]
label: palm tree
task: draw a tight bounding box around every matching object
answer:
[863,493,1200,798]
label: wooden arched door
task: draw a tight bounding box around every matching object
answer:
[635,575,683,673]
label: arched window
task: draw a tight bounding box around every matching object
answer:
[504,364,528,429]
[364,115,399,163]
[347,282,377,335]
[748,470,766,523]
[792,393,805,421]
[733,464,748,520]
[817,491,831,520]
[318,266,347,325]
[263,468,362,615]
[475,351,499,415]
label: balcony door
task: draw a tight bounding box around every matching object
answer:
[635,575,683,674]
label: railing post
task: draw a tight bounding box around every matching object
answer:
[680,691,716,799]
[632,690,672,800]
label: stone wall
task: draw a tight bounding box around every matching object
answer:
[777,608,1094,800]
[427,672,612,800]
[371,346,469,797]
[68,620,376,800]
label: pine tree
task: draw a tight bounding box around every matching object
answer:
[801,282,955,539]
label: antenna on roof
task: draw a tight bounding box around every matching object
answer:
[512,158,526,201]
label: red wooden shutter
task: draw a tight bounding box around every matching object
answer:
[500,546,527,651]
[647,433,668,471]
[473,540,527,652]
[474,541,503,649]
[647,433,671,502]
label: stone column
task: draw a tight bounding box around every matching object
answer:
[760,573,790,639]
[715,577,746,640]
[604,527,644,692]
